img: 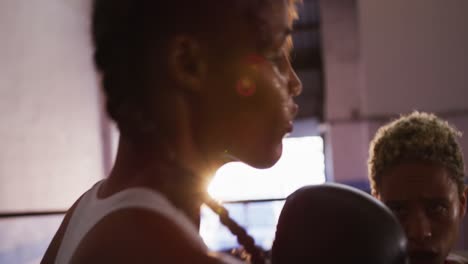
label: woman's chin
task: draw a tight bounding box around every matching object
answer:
[250,143,283,169]
[224,142,283,169]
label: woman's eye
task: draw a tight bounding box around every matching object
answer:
[428,204,448,215]
[390,206,404,215]
[265,52,288,72]
[387,203,408,218]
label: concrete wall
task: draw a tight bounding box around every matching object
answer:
[360,0,468,116]
[0,0,103,212]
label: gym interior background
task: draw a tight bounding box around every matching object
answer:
[1,0,468,263]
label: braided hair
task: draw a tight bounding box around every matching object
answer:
[92,0,299,262]
[204,196,267,264]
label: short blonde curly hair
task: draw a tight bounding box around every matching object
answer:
[368,111,466,195]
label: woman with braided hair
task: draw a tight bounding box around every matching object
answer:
[41,0,302,263]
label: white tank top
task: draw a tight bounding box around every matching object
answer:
[55,181,243,264]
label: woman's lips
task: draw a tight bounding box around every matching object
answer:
[286,121,294,133]
[283,102,298,136]
[291,103,299,118]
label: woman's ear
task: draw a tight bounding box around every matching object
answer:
[167,36,207,92]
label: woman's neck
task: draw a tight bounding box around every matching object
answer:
[101,136,217,227]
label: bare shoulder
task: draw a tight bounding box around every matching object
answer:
[41,196,83,264]
[70,208,222,264]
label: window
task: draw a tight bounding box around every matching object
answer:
[200,136,325,251]
[0,215,63,264]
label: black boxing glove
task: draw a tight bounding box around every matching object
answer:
[271,183,408,264]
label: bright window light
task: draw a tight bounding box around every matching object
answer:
[201,136,325,250]
[207,136,325,201]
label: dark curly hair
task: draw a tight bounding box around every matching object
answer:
[368,111,466,195]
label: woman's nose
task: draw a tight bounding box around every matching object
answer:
[405,210,432,242]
